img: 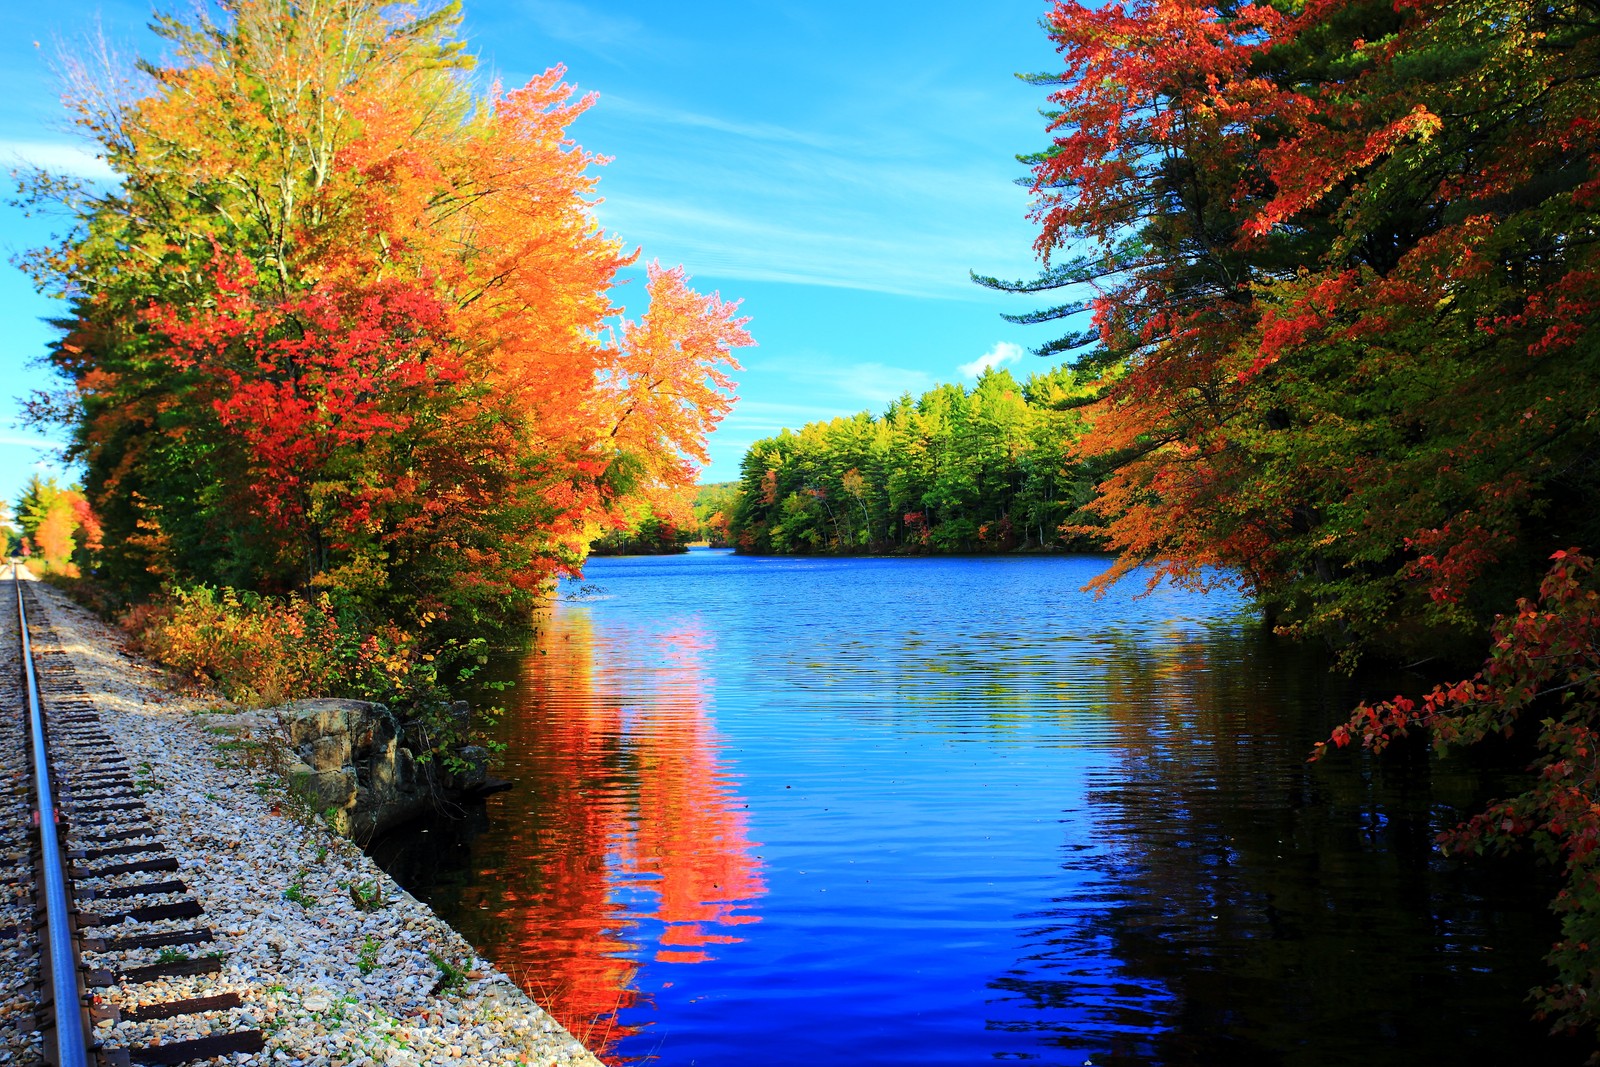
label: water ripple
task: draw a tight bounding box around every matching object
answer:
[372,550,1581,1067]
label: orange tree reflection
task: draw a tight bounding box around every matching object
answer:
[505,604,765,1060]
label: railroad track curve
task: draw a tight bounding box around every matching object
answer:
[6,565,266,1066]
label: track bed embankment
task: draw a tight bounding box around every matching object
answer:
[2,569,604,1067]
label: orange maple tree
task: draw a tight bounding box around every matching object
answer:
[24,0,752,627]
[13,475,97,577]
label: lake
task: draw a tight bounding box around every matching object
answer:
[371,549,1582,1065]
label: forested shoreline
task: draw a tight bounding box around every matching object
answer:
[725,367,1103,555]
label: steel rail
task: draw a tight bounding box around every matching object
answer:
[14,563,92,1067]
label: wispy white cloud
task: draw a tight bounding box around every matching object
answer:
[705,365,931,450]
[715,398,867,438]
[0,432,68,450]
[958,340,1024,378]
[0,140,115,182]
[603,94,839,150]
[735,400,850,416]
[581,85,1041,299]
[596,185,1029,300]
[515,0,649,52]
[820,362,935,405]
[698,366,923,479]
[758,359,933,408]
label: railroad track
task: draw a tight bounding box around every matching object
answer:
[8,569,266,1066]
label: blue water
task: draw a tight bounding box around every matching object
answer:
[373,550,1579,1065]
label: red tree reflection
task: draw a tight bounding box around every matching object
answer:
[502,605,765,1061]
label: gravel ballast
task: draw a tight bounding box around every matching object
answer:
[3,571,606,1067]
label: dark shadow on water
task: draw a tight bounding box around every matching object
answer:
[367,802,488,894]
[984,628,1587,1066]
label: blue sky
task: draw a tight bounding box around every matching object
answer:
[0,0,1068,507]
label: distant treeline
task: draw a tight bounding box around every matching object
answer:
[587,508,694,556]
[589,483,740,555]
[726,367,1103,554]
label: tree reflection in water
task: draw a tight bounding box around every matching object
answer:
[988,628,1583,1066]
[372,604,764,1062]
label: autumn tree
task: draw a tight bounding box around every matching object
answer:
[589,488,697,556]
[994,0,1600,660]
[23,0,750,631]
[15,475,98,576]
[691,482,740,547]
